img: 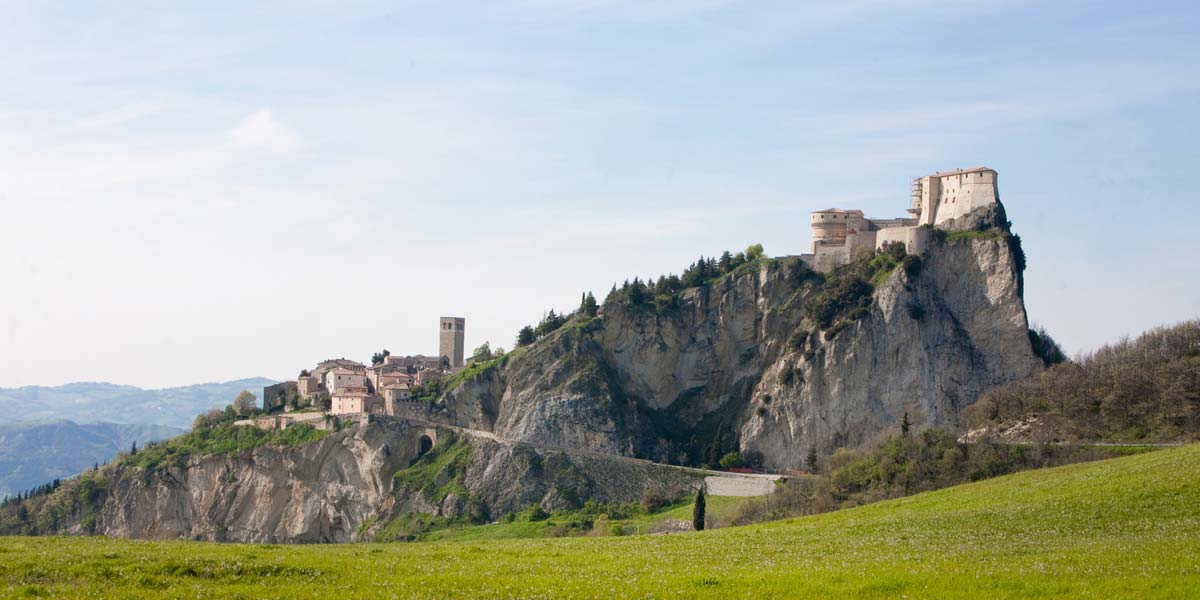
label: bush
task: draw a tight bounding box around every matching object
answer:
[1028,325,1066,367]
[528,504,549,522]
[718,452,746,470]
[639,489,672,513]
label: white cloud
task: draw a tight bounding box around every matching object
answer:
[229,108,303,153]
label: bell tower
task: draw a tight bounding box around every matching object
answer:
[439,317,465,369]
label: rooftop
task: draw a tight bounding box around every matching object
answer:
[926,166,994,178]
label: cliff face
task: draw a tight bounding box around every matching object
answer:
[80,419,697,543]
[35,207,1038,543]
[95,422,408,543]
[442,215,1040,470]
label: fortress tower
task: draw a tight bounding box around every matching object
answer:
[803,167,999,272]
[439,317,465,369]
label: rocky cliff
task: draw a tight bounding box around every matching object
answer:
[436,206,1040,470]
[4,205,1040,543]
[68,419,697,543]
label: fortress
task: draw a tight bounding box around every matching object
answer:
[801,167,1000,271]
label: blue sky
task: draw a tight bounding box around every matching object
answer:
[1,1,1198,388]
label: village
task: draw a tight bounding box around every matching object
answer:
[238,317,467,431]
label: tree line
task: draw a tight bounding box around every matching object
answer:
[965,318,1200,442]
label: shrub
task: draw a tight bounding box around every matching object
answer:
[528,504,549,522]
[1028,325,1066,367]
[718,452,746,470]
[902,254,923,277]
[639,489,672,513]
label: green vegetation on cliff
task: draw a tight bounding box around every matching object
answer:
[2,443,1197,598]
[391,433,473,505]
[0,422,331,536]
[121,422,329,472]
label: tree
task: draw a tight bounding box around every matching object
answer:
[233,390,258,416]
[470,342,493,363]
[371,349,391,366]
[130,441,137,455]
[628,279,647,305]
[745,243,765,261]
[516,325,536,347]
[1028,325,1067,367]
[806,447,819,473]
[718,251,733,274]
[580,292,599,317]
[192,408,224,430]
[719,452,746,470]
[901,412,912,436]
[692,484,706,531]
[299,369,310,377]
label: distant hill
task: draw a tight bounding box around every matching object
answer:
[0,420,186,498]
[0,378,276,429]
[965,319,1200,443]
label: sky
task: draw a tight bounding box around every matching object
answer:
[1,0,1198,389]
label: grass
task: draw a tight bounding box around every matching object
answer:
[2,444,1199,598]
[942,228,1006,242]
[420,496,753,542]
[123,423,330,471]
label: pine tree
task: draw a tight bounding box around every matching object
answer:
[130,441,137,455]
[901,412,912,436]
[806,447,819,473]
[692,484,706,531]
[628,279,647,305]
[581,292,599,316]
[718,251,732,274]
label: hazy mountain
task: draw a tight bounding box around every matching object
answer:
[0,378,275,429]
[0,420,187,498]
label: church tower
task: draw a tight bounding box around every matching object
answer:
[439,317,465,369]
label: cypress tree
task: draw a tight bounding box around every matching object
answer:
[692,484,706,531]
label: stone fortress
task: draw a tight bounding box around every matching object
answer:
[252,167,1000,428]
[800,167,1000,271]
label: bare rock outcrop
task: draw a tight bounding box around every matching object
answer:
[82,419,698,543]
[442,216,1040,470]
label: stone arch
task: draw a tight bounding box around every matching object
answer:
[417,428,437,458]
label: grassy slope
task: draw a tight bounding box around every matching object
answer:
[2,445,1199,598]
[422,496,750,542]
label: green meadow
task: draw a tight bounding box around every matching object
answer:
[3,444,1199,599]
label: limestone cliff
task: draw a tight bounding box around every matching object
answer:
[15,207,1039,543]
[75,419,697,543]
[438,209,1040,470]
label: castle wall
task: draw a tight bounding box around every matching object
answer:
[875,226,931,255]
[807,244,850,272]
[930,169,997,226]
[806,167,996,272]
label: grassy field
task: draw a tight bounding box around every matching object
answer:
[420,495,750,542]
[2,444,1199,599]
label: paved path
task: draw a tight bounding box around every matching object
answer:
[703,474,779,497]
